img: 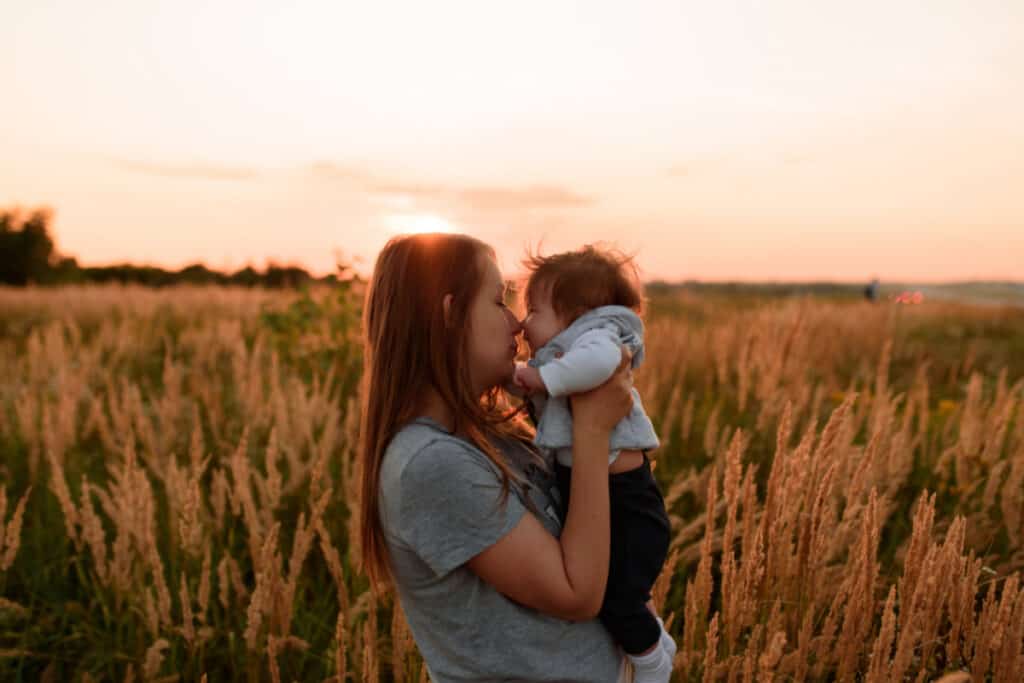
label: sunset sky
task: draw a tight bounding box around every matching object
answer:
[2,0,1022,282]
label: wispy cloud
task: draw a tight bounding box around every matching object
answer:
[667,151,812,178]
[309,161,594,211]
[456,185,592,211]
[665,157,726,178]
[308,162,377,185]
[112,158,260,181]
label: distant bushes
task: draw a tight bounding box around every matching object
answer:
[0,207,69,286]
[0,206,340,288]
[77,261,330,288]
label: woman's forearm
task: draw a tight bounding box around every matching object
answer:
[466,352,630,621]
[557,423,611,618]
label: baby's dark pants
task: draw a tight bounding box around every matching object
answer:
[555,455,671,655]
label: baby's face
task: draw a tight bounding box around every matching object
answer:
[522,288,566,354]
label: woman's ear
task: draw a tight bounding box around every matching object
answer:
[442,293,453,327]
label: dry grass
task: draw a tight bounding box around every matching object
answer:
[0,284,1021,681]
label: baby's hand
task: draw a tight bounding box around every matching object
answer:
[514,364,547,394]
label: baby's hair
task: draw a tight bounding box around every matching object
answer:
[522,243,644,324]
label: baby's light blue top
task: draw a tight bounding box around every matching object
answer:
[527,305,660,463]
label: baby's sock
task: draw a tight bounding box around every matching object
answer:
[627,642,672,683]
[656,616,677,660]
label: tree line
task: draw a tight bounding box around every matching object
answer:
[0,207,341,288]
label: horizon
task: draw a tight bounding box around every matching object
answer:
[2,1,1022,282]
[40,250,1024,288]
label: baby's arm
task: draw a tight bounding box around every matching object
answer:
[538,328,623,398]
[505,361,532,398]
[514,363,546,394]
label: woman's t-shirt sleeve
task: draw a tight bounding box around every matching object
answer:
[397,439,528,576]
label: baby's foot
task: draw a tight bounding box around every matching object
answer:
[656,616,677,660]
[628,642,672,683]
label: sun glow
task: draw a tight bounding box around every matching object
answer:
[383,213,460,236]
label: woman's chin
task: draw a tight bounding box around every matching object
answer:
[496,361,516,387]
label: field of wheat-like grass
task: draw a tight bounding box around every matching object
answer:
[0,284,1022,682]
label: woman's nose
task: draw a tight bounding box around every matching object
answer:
[506,310,523,334]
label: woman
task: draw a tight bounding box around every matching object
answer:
[358,233,637,682]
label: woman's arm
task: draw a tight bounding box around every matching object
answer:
[466,347,633,621]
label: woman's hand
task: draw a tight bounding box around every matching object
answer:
[568,345,633,437]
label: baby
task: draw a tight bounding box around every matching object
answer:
[512,245,675,683]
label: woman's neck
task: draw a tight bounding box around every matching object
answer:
[417,386,456,433]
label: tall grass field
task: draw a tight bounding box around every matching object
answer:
[1,284,1022,681]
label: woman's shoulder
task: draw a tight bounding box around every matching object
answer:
[379,419,534,570]
[382,418,499,488]
[386,417,465,457]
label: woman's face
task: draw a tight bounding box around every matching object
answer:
[465,256,522,394]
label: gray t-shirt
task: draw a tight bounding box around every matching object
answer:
[379,416,624,682]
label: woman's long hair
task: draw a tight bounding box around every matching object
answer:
[358,233,532,590]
